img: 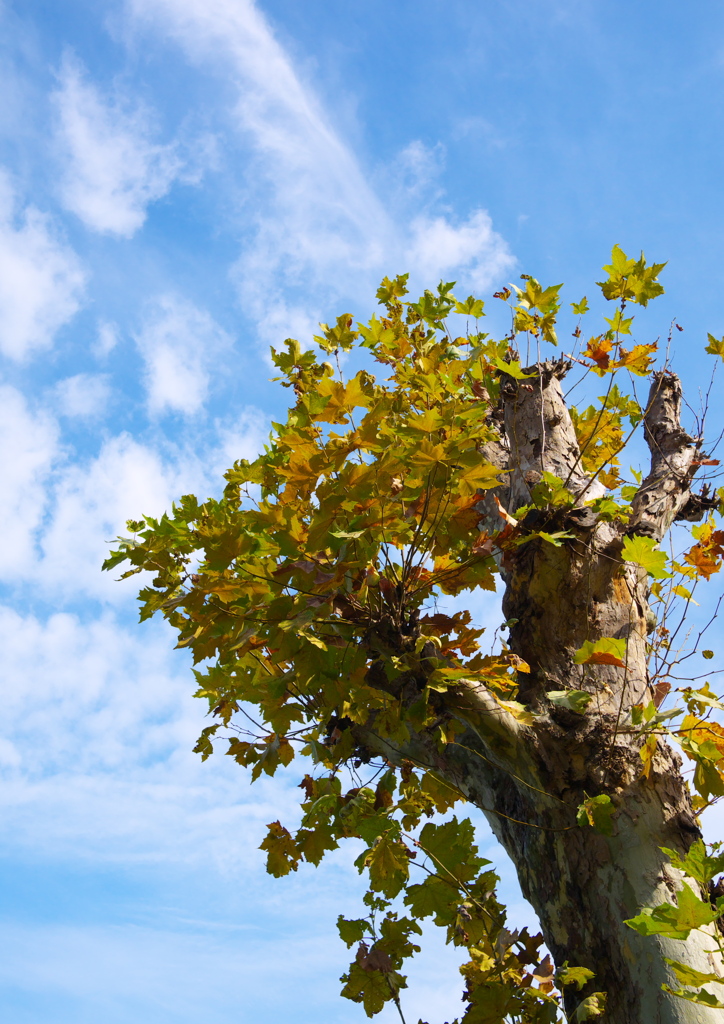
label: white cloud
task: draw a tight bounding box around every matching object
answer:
[94,319,119,357]
[0,170,85,360]
[0,605,292,867]
[0,379,261,598]
[125,0,514,339]
[52,55,183,237]
[135,295,232,416]
[212,407,268,478]
[0,384,58,579]
[405,209,514,293]
[38,431,190,599]
[54,373,112,418]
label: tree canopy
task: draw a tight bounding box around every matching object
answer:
[106,248,724,1023]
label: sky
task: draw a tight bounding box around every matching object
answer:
[1,1,724,1022]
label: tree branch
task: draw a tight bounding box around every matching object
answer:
[629,371,716,540]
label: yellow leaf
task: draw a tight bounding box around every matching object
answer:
[640,734,657,780]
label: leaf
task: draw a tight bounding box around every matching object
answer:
[664,957,724,988]
[640,734,657,780]
[614,342,657,375]
[490,355,536,379]
[557,964,595,990]
[356,834,411,897]
[455,460,507,497]
[624,883,719,939]
[663,986,724,1010]
[576,794,615,835]
[193,724,219,761]
[337,916,368,948]
[404,876,458,924]
[571,297,589,315]
[597,245,666,306]
[340,958,398,1016]
[660,839,724,886]
[574,993,607,1020]
[463,981,517,1023]
[547,690,593,713]
[582,335,612,371]
[259,821,300,877]
[455,296,485,318]
[622,534,671,578]
[705,333,724,360]
[573,637,627,669]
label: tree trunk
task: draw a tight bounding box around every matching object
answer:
[360,363,724,1022]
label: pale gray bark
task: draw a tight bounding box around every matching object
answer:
[358,364,723,1023]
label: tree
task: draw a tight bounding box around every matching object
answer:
[106,248,724,1023]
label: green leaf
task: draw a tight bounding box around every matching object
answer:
[624,883,719,939]
[376,274,409,304]
[490,355,536,379]
[597,246,665,306]
[571,297,589,315]
[404,875,458,924]
[557,964,595,990]
[259,821,300,877]
[664,957,724,988]
[356,834,411,898]
[455,295,485,318]
[660,839,724,886]
[340,959,398,1017]
[573,637,627,669]
[547,690,593,713]
[663,985,724,1009]
[621,534,672,578]
[574,992,607,1020]
[576,794,615,835]
[193,724,219,761]
[337,916,368,948]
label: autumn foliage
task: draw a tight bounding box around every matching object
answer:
[106,247,724,1022]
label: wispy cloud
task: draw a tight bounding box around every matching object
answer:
[53,373,112,418]
[52,55,184,237]
[0,170,85,360]
[0,385,58,579]
[135,295,233,416]
[126,0,514,339]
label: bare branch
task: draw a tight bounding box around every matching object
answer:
[629,371,717,540]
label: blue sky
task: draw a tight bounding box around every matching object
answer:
[2,2,724,1022]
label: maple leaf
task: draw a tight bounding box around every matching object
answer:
[356,834,411,898]
[705,333,724,360]
[574,637,627,668]
[259,821,300,877]
[625,883,718,939]
[613,342,658,375]
[582,335,613,371]
[622,534,671,578]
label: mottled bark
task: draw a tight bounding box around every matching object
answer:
[360,364,724,1022]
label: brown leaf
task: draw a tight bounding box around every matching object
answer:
[472,531,494,556]
[652,681,671,708]
[298,775,315,799]
[585,651,626,668]
[357,942,395,973]
[532,954,556,993]
[390,476,404,495]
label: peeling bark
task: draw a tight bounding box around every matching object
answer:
[360,365,724,1022]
